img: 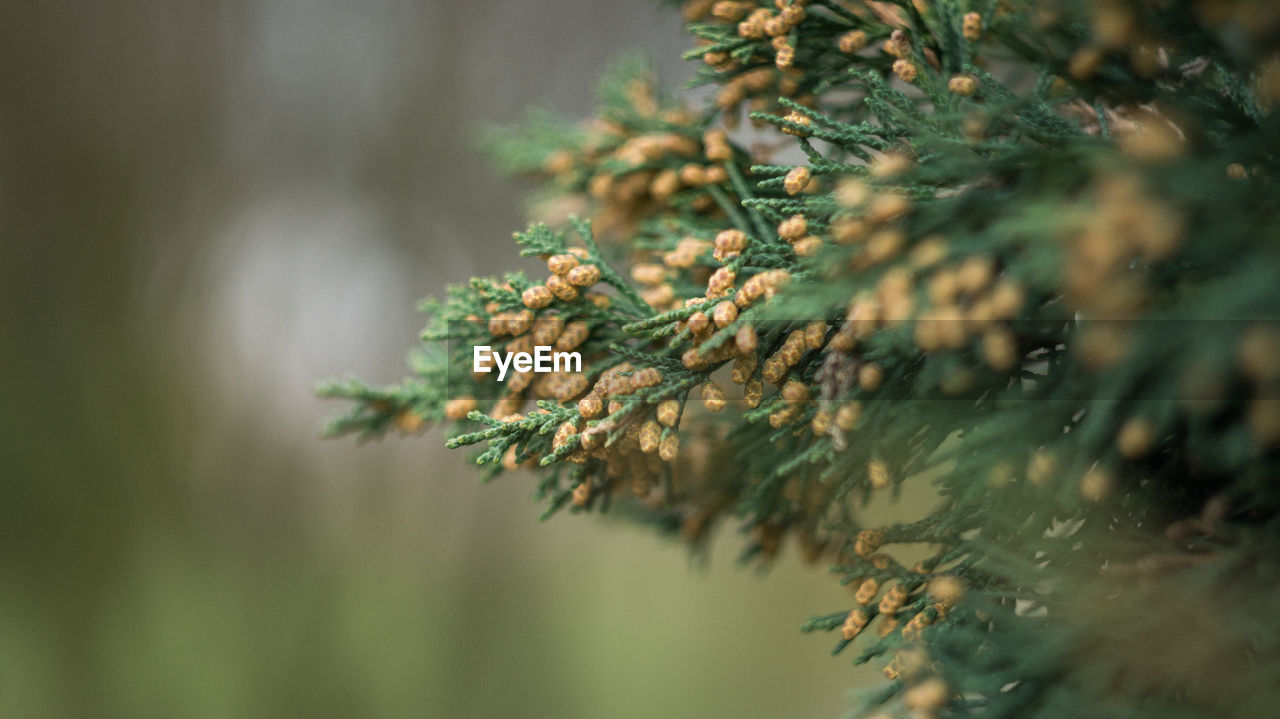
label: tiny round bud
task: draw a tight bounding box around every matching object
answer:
[811,407,832,435]
[928,575,965,610]
[1080,464,1113,502]
[566,264,601,287]
[689,311,713,337]
[641,285,676,310]
[508,309,534,336]
[1116,417,1157,458]
[781,111,811,136]
[882,30,909,58]
[577,393,604,419]
[639,420,661,453]
[682,347,709,370]
[631,367,663,389]
[855,578,880,605]
[760,269,791,297]
[858,364,884,392]
[838,29,867,54]
[659,431,680,461]
[715,228,748,257]
[866,192,910,223]
[868,458,891,489]
[831,216,867,245]
[737,13,766,39]
[957,255,995,293]
[708,266,737,296]
[784,166,812,195]
[863,229,905,265]
[488,313,510,337]
[501,445,522,471]
[903,678,949,712]
[730,357,755,385]
[762,356,788,385]
[948,74,977,96]
[793,236,823,256]
[713,300,739,328]
[910,236,948,268]
[1122,85,1178,133]
[871,152,911,179]
[543,150,574,175]
[769,404,799,427]
[547,254,579,275]
[735,276,763,308]
[712,1,748,22]
[835,401,862,430]
[835,179,869,208]
[854,528,884,557]
[522,285,553,309]
[735,324,759,355]
[663,249,694,268]
[393,410,423,433]
[555,320,589,351]
[1238,324,1280,383]
[962,12,983,41]
[803,321,826,350]
[777,214,807,241]
[657,399,681,427]
[580,421,607,448]
[989,280,1025,318]
[631,263,667,286]
[704,135,732,163]
[840,609,869,640]
[982,326,1019,370]
[775,49,796,73]
[679,163,707,185]
[892,59,918,84]
[444,397,477,420]
[651,168,681,200]
[878,583,907,615]
[702,382,727,412]
[1027,448,1056,486]
[553,421,578,450]
[1069,46,1104,80]
[546,274,579,301]
[781,380,809,402]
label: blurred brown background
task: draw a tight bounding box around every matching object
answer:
[0,2,864,717]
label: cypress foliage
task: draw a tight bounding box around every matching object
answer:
[321,1,1280,715]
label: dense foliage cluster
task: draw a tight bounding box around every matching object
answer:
[322,1,1280,716]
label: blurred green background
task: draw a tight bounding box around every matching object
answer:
[0,2,871,717]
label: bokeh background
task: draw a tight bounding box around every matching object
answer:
[0,2,876,717]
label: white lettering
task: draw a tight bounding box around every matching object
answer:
[473,345,583,381]
[492,349,512,381]
[554,350,581,373]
